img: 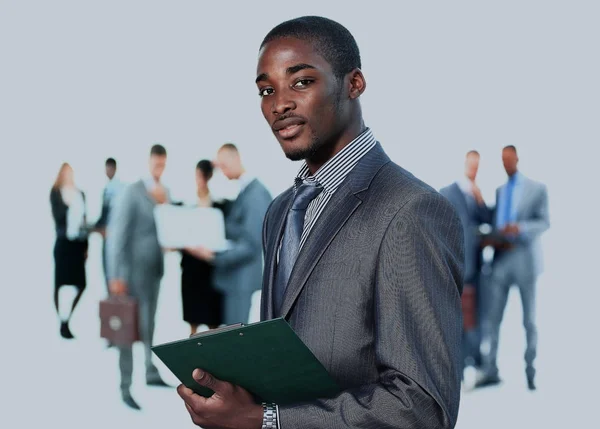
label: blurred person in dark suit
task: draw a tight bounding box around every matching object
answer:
[180,160,227,335]
[476,145,550,391]
[186,144,272,326]
[50,163,89,339]
[177,16,463,429]
[94,157,124,291]
[106,144,171,410]
[440,150,490,379]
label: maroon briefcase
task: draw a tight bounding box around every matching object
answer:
[99,296,140,346]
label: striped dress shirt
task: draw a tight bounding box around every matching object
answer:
[294,127,377,250]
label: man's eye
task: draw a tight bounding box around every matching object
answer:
[294,79,313,88]
[259,88,274,97]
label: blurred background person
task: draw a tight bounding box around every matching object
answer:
[440,150,490,382]
[106,144,171,410]
[477,145,550,391]
[185,143,272,325]
[94,157,124,292]
[180,160,227,335]
[50,163,89,339]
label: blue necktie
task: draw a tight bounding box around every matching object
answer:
[501,176,516,228]
[273,181,323,315]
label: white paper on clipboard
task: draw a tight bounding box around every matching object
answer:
[154,205,228,251]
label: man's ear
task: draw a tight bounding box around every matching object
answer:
[348,68,366,99]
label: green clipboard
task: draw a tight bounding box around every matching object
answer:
[151,318,339,405]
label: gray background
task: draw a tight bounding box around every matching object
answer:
[1,1,597,427]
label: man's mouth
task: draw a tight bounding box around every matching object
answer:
[277,123,304,139]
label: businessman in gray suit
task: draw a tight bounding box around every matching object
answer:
[107,144,171,410]
[476,145,549,391]
[177,16,463,429]
[186,144,272,325]
[440,150,490,376]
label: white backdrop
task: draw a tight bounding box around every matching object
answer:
[1,1,598,427]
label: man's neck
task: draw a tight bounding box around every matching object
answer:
[306,119,366,175]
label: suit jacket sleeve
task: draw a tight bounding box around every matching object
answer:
[106,186,135,281]
[517,184,550,243]
[50,189,66,226]
[278,192,464,429]
[213,189,271,269]
[95,189,110,228]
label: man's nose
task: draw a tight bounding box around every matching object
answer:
[271,91,296,116]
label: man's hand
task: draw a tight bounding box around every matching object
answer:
[471,183,485,206]
[185,246,215,262]
[177,369,263,429]
[150,185,168,204]
[502,223,520,236]
[109,279,128,296]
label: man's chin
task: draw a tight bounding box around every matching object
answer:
[280,141,313,162]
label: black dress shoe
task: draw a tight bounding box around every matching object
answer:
[122,392,141,410]
[527,377,536,391]
[60,322,74,339]
[474,374,502,389]
[147,378,171,388]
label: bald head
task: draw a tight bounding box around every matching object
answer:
[215,143,244,180]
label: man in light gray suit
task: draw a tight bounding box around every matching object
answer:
[476,145,550,391]
[440,150,490,377]
[186,144,272,325]
[177,16,463,429]
[107,144,171,410]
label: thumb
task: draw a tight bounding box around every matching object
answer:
[192,369,230,397]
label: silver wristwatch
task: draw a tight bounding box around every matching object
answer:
[262,403,278,429]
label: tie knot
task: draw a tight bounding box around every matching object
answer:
[292,181,323,211]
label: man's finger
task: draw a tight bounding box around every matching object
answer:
[177,383,208,411]
[192,369,232,396]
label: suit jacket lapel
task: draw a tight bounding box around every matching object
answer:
[261,189,294,320]
[278,143,391,319]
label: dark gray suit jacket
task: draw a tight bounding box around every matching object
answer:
[213,179,272,295]
[440,182,490,284]
[261,144,464,428]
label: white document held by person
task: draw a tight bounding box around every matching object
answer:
[154,205,228,251]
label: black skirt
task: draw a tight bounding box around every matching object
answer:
[54,238,87,290]
[181,252,223,326]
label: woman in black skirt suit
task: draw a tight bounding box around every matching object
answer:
[180,160,227,335]
[50,163,89,339]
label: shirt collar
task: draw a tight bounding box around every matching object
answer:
[457,176,473,195]
[238,173,255,193]
[295,127,376,194]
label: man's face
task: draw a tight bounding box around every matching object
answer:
[149,154,167,180]
[105,165,116,180]
[214,149,239,180]
[502,148,518,176]
[465,154,480,181]
[256,38,347,161]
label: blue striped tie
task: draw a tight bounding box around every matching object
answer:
[273,181,323,316]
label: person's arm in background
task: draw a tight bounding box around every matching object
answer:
[515,184,550,243]
[50,189,67,227]
[106,187,134,295]
[212,189,272,269]
[278,192,464,428]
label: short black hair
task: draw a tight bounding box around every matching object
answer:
[260,16,361,79]
[150,144,167,156]
[105,157,117,167]
[196,159,214,179]
[503,145,518,154]
[219,143,238,153]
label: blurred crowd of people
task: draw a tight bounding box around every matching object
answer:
[49,142,549,410]
[49,143,272,409]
